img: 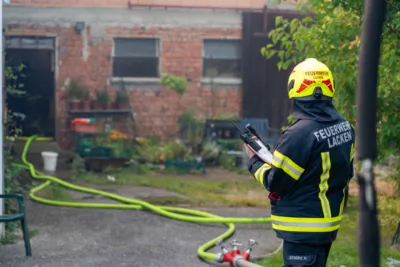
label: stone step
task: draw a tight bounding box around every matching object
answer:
[12,140,72,158]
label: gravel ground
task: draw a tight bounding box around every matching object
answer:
[0,201,281,267]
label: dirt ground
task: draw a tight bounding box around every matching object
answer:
[2,158,280,267]
[163,167,250,181]
[349,179,398,197]
[4,145,397,267]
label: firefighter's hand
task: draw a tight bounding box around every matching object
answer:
[244,144,255,158]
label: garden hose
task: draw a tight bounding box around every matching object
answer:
[14,135,275,263]
[7,136,53,141]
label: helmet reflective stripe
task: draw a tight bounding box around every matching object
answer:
[287,58,335,100]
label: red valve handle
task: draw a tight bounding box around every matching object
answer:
[242,251,251,261]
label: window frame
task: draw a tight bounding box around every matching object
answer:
[201,38,242,85]
[111,37,161,82]
[5,36,55,50]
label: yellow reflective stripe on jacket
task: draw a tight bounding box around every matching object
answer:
[271,215,341,233]
[350,143,355,161]
[253,163,271,187]
[271,150,305,180]
[319,152,332,218]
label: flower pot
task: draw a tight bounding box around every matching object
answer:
[93,101,103,110]
[71,122,101,133]
[82,100,91,110]
[69,100,81,110]
[116,100,130,109]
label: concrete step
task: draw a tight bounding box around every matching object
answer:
[11,140,73,176]
[12,140,72,158]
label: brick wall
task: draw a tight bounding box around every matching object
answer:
[9,0,266,9]
[5,23,242,148]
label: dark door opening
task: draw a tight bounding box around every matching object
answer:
[5,38,55,138]
[241,10,306,129]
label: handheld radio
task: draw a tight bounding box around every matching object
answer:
[232,122,273,165]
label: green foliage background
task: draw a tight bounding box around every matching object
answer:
[261,0,400,160]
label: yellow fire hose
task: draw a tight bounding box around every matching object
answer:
[7,136,53,141]
[14,136,274,264]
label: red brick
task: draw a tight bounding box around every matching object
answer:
[10,0,266,8]
[5,24,242,147]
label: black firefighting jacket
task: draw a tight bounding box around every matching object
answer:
[248,100,355,244]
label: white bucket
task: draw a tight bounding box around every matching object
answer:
[41,151,59,173]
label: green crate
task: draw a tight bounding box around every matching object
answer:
[216,139,242,151]
[76,145,113,158]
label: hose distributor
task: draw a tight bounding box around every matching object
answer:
[215,239,261,267]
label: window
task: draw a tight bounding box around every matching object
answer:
[203,39,241,78]
[112,38,159,78]
[5,36,54,49]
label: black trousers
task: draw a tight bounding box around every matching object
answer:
[282,240,332,267]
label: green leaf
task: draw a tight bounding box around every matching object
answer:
[290,19,298,34]
[278,50,285,59]
[275,16,283,27]
[266,50,277,58]
[260,0,400,159]
[260,47,266,56]
[277,61,283,70]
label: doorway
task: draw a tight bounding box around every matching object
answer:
[5,36,56,138]
[241,10,306,129]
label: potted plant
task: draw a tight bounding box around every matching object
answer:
[160,73,187,136]
[81,87,91,110]
[96,90,110,109]
[66,79,83,110]
[115,90,129,109]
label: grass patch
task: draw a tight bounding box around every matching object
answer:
[1,229,39,245]
[140,196,191,206]
[74,170,269,207]
[39,184,75,202]
[257,196,400,266]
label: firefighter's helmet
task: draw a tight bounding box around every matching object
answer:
[287,58,335,100]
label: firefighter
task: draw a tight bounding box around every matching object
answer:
[245,58,355,267]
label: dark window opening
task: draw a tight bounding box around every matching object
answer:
[203,39,242,78]
[112,38,159,78]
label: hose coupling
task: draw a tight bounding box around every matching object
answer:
[233,255,245,267]
[215,253,224,263]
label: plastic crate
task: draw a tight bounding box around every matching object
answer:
[71,122,101,133]
[216,139,242,151]
[76,145,113,158]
